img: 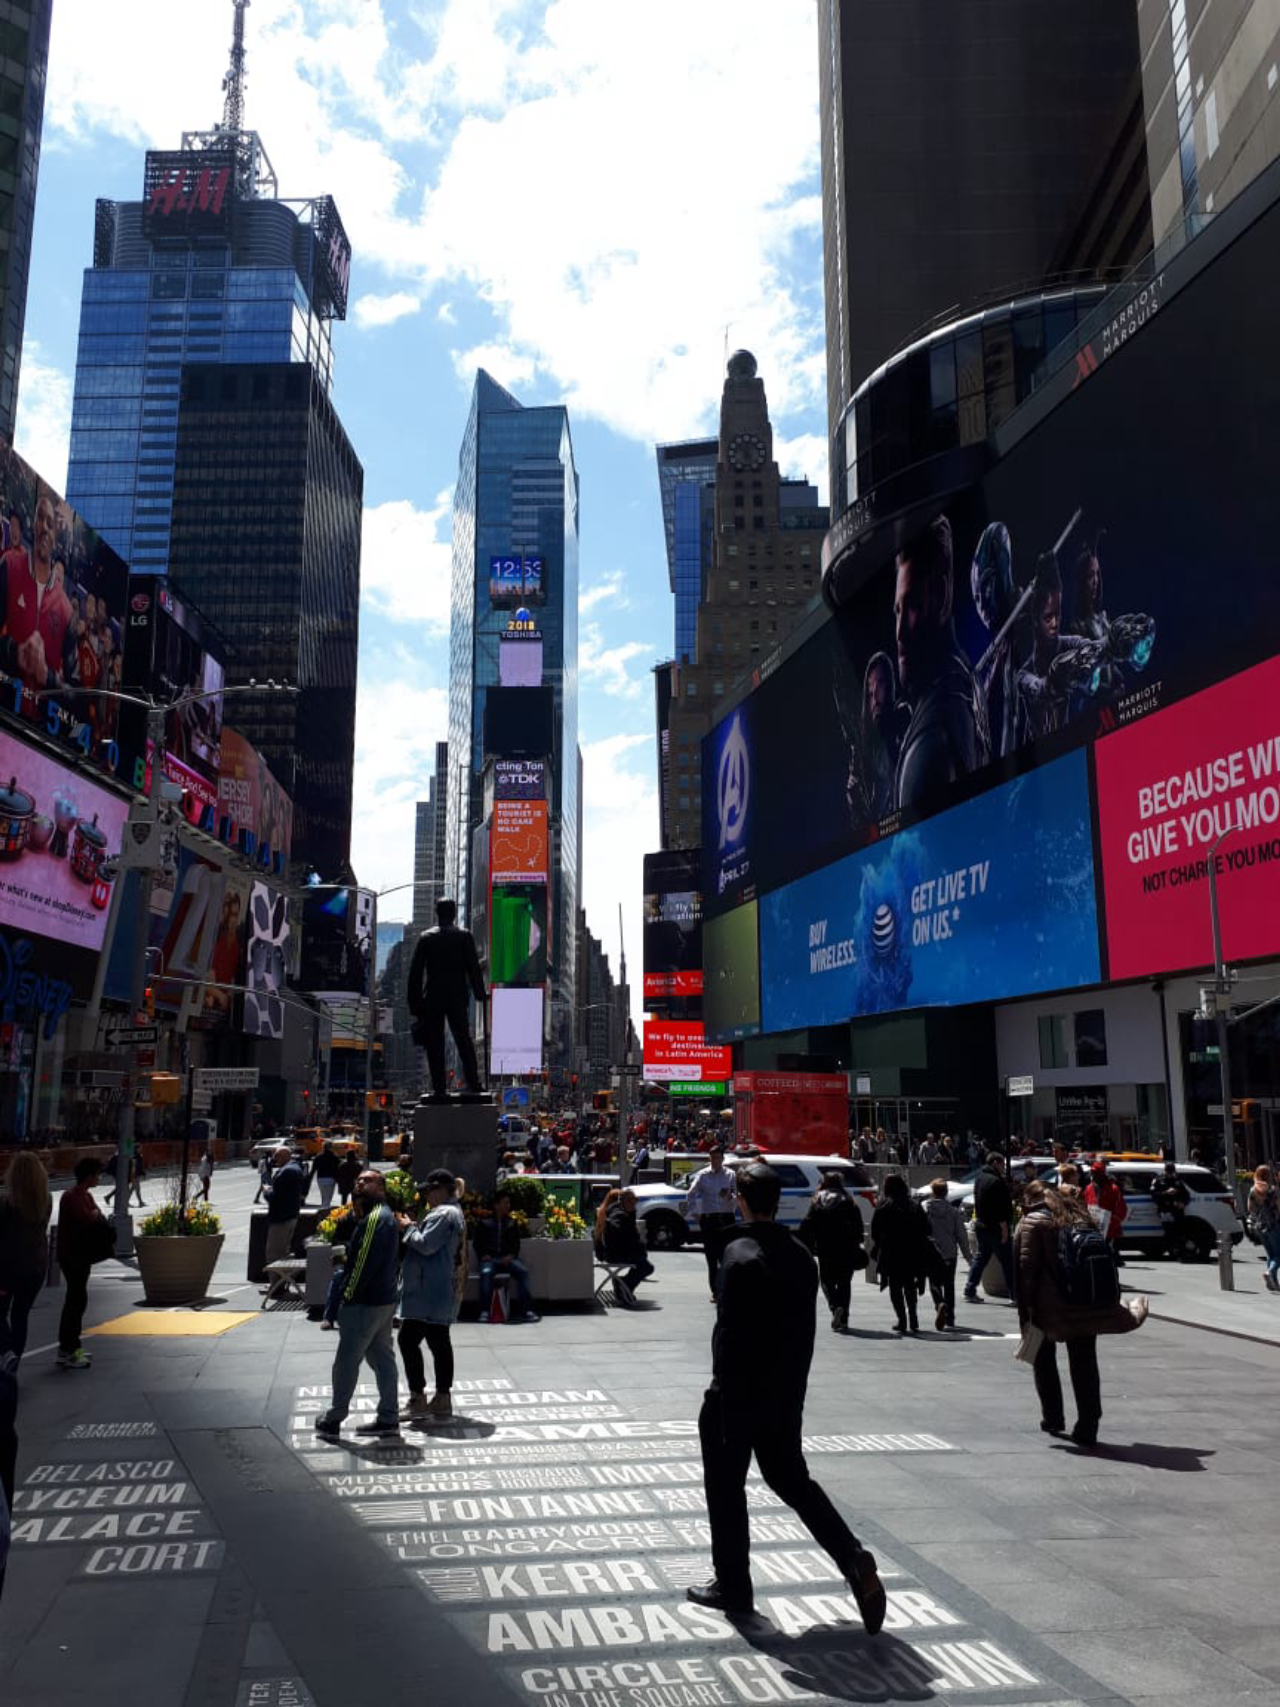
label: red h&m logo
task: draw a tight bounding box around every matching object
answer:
[148,167,231,220]
[1072,345,1099,390]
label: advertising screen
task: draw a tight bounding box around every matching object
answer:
[0,443,130,780]
[759,749,1100,1030]
[218,728,294,868]
[300,886,373,997]
[489,556,546,605]
[499,632,544,688]
[643,849,703,1011]
[703,901,760,1042]
[491,800,548,885]
[120,577,225,821]
[643,1020,734,1084]
[484,687,553,760]
[493,759,545,801]
[197,870,250,1026]
[491,986,543,1076]
[1095,654,1280,980]
[244,881,289,1039]
[490,885,547,987]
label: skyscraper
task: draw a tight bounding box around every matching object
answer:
[446,370,579,1066]
[412,740,449,933]
[655,439,717,664]
[63,3,360,873]
[0,0,50,444]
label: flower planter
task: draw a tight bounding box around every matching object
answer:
[135,1234,225,1306]
[464,1237,595,1304]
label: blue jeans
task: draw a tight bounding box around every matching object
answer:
[324,1302,398,1424]
[1263,1226,1280,1280]
[480,1258,533,1315]
[965,1223,1015,1300]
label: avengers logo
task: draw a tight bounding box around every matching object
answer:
[717,713,750,851]
[0,933,74,1038]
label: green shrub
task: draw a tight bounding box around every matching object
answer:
[495,1174,546,1218]
[139,1200,222,1237]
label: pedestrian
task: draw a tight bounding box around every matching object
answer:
[309,1142,341,1212]
[398,1168,468,1422]
[1084,1159,1127,1266]
[1150,1161,1192,1261]
[1014,1180,1148,1449]
[313,1170,403,1440]
[0,1154,51,1361]
[196,1149,215,1203]
[869,1173,930,1334]
[798,1170,866,1333]
[599,1188,655,1306]
[963,1151,1016,1303]
[1247,1165,1280,1292]
[131,1152,147,1206]
[262,1146,305,1277]
[686,1161,886,1629]
[253,1152,272,1204]
[335,1149,360,1206]
[56,1158,112,1370]
[684,1144,739,1303]
[473,1191,539,1322]
[923,1177,970,1330]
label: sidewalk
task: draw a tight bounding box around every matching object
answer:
[1123,1243,1280,1345]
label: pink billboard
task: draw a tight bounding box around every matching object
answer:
[1095,654,1280,980]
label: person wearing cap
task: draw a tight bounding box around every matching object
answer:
[687,1160,886,1632]
[684,1144,738,1302]
[1084,1159,1127,1266]
[313,1170,403,1441]
[398,1169,468,1423]
[1151,1161,1192,1261]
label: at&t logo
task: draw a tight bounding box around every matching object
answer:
[717,713,750,851]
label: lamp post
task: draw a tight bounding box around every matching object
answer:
[1206,825,1242,1290]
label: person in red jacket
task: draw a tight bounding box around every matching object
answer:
[1084,1160,1127,1268]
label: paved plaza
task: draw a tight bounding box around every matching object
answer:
[3,1164,1280,1707]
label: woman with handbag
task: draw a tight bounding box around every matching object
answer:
[799,1171,866,1333]
[56,1158,113,1371]
[1247,1165,1280,1293]
[869,1173,930,1335]
[0,1154,51,1361]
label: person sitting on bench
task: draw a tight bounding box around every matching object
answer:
[601,1188,654,1304]
[473,1192,538,1322]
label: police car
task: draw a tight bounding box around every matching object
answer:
[631,1154,877,1251]
[1062,1158,1242,1262]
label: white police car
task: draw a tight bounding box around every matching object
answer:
[1062,1159,1242,1261]
[632,1154,876,1251]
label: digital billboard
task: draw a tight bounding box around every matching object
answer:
[759,750,1100,1031]
[642,849,703,1012]
[244,881,289,1039]
[491,800,548,885]
[488,556,546,605]
[484,687,553,760]
[703,901,760,1043]
[218,728,294,869]
[643,1020,734,1084]
[1095,654,1280,981]
[120,576,225,823]
[490,885,547,987]
[300,886,373,997]
[493,759,545,801]
[491,986,543,1076]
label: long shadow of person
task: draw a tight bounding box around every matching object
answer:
[736,1617,939,1704]
[1052,1440,1212,1471]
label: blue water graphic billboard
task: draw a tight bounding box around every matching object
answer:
[759,750,1100,1030]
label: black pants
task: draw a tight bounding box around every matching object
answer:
[423,998,481,1096]
[818,1256,854,1319]
[621,1257,654,1292]
[1033,1334,1101,1436]
[2,1270,43,1361]
[59,1262,90,1354]
[888,1275,919,1331]
[698,1388,862,1604]
[399,1320,453,1394]
[700,1215,737,1293]
[929,1256,957,1326]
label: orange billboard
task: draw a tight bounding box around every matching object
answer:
[491,799,548,884]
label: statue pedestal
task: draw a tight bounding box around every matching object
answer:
[413,1100,498,1198]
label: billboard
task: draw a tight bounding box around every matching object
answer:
[300,886,373,997]
[703,901,760,1043]
[1095,654,1280,980]
[488,556,545,605]
[218,728,293,869]
[143,149,236,237]
[643,1020,734,1084]
[491,986,543,1076]
[244,881,289,1039]
[120,576,225,823]
[491,800,548,885]
[642,849,703,1012]
[484,687,553,759]
[0,442,130,780]
[490,885,547,987]
[493,759,545,801]
[759,750,1100,1031]
[499,610,543,688]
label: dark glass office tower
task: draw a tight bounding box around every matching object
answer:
[655,439,717,665]
[168,362,361,877]
[0,0,51,442]
[447,370,579,1061]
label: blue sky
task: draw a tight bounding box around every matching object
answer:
[16,0,828,1020]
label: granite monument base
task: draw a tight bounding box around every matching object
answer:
[413,1098,499,1198]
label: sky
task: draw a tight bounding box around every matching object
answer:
[15,0,829,1026]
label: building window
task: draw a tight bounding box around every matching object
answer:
[1073,1009,1108,1068]
[1038,1015,1068,1070]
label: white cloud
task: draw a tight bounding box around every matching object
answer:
[353,291,422,329]
[360,492,454,632]
[580,731,657,1023]
[350,668,449,903]
[13,345,72,491]
[579,568,629,614]
[773,430,830,505]
[579,623,652,700]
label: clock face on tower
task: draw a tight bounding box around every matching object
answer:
[727,432,766,472]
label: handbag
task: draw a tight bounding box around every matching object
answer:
[1014,1322,1045,1365]
[86,1218,118,1266]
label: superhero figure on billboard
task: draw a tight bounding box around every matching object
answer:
[842,650,907,829]
[1016,555,1099,740]
[892,516,988,814]
[970,522,1026,760]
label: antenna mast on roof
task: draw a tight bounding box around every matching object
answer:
[221,0,250,134]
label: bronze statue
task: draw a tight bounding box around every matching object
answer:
[407,898,487,1099]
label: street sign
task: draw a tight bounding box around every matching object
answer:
[106,1025,159,1048]
[616,1064,642,1077]
[194,1067,260,1093]
[855,1074,872,1096]
[191,1090,213,1114]
[1006,1074,1035,1098]
[668,1081,726,1097]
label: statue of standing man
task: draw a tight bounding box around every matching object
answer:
[407,899,488,1100]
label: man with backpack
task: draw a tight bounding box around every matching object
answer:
[963,1151,1015,1303]
[1014,1181,1148,1449]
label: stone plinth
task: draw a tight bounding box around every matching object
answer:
[412,1099,499,1198]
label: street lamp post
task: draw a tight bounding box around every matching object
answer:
[1206,826,1241,1291]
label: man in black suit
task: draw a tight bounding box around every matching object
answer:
[408,898,487,1098]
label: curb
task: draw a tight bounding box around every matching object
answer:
[1150,1307,1280,1349]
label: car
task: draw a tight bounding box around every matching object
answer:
[632,1154,877,1252]
[1066,1158,1241,1262]
[913,1157,1060,1210]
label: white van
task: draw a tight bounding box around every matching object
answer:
[632,1154,876,1251]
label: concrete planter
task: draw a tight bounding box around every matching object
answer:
[135,1234,225,1305]
[464,1237,595,1304]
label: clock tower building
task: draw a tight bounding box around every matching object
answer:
[656,351,827,850]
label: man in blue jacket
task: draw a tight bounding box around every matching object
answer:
[314,1170,402,1440]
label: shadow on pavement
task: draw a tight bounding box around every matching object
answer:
[1052,1439,1214,1471]
[738,1620,936,1702]
[406,1415,498,1440]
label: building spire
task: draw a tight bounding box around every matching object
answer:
[221,0,250,134]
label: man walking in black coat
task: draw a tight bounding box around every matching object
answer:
[407,898,487,1098]
[964,1151,1016,1303]
[688,1161,886,1631]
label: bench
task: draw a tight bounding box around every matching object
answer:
[261,1258,307,1308]
[593,1252,636,1310]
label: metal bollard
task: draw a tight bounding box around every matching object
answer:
[1218,1230,1235,1292]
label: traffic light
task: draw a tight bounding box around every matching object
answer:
[143,984,155,1020]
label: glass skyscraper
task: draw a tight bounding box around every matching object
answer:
[447,371,579,1065]
[656,439,717,664]
[0,0,51,442]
